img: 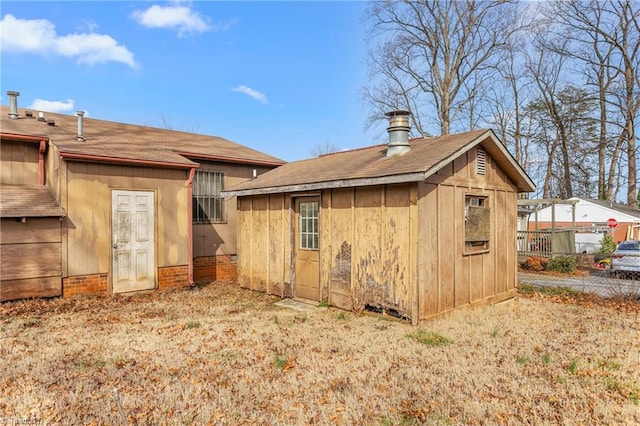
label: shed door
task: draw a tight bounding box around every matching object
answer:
[112,190,155,293]
[294,197,320,301]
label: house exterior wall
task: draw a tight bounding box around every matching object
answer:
[62,161,190,291]
[0,217,62,301]
[0,140,39,185]
[529,220,632,245]
[417,146,518,320]
[192,163,274,282]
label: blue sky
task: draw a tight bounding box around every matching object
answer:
[1,1,380,162]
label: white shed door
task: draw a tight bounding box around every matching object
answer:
[112,190,155,293]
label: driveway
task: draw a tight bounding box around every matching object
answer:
[518,271,639,298]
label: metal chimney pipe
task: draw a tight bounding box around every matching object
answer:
[385,110,412,157]
[76,111,85,141]
[7,91,20,119]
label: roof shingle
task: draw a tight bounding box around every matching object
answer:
[226,129,535,196]
[0,106,284,168]
[0,184,66,218]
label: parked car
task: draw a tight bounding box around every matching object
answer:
[610,240,640,279]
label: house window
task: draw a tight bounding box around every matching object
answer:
[465,195,490,253]
[476,146,486,176]
[193,171,225,223]
[299,201,319,250]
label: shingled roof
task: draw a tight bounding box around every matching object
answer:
[0,106,284,168]
[225,129,535,196]
[0,184,66,218]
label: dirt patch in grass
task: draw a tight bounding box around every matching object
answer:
[1,281,639,425]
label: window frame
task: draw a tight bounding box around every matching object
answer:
[464,194,490,255]
[192,170,226,224]
[298,201,319,251]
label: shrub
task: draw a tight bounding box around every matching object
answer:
[523,256,548,271]
[599,234,616,255]
[546,256,576,273]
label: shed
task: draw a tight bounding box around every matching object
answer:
[1,91,283,300]
[225,111,535,323]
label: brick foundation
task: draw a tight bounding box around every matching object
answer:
[194,255,237,283]
[63,273,108,297]
[158,265,190,290]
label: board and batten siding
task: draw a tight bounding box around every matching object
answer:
[0,218,62,301]
[417,145,518,320]
[192,163,274,258]
[320,185,418,318]
[236,144,520,323]
[237,194,291,295]
[236,184,418,319]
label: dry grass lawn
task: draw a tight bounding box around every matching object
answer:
[1,281,639,425]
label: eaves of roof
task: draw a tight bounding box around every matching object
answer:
[58,150,198,170]
[224,129,536,197]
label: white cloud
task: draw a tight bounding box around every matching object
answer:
[132,4,209,37]
[28,98,75,114]
[0,14,136,68]
[232,85,268,104]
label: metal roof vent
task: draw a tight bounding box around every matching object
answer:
[38,111,46,122]
[7,91,20,119]
[47,120,55,126]
[25,111,33,118]
[76,110,85,141]
[385,110,412,158]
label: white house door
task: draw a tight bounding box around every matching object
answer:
[112,190,156,293]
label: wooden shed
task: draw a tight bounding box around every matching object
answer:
[1,92,283,301]
[225,111,535,323]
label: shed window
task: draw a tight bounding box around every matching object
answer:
[299,201,319,250]
[193,171,225,223]
[476,146,486,176]
[465,195,490,252]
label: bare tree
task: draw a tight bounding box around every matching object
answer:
[364,0,521,136]
[543,0,639,204]
[310,141,339,157]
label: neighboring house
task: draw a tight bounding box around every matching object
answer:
[224,111,535,324]
[528,197,640,251]
[0,91,283,301]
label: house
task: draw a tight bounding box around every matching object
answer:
[0,91,284,301]
[224,111,535,324]
[527,197,640,252]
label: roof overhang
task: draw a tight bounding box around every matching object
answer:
[423,130,535,193]
[59,151,198,170]
[176,151,285,167]
[225,129,536,198]
[223,172,427,197]
[0,132,49,143]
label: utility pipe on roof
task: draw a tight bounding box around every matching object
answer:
[76,111,85,141]
[187,167,197,286]
[7,91,19,119]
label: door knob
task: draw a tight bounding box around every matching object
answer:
[113,244,118,249]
